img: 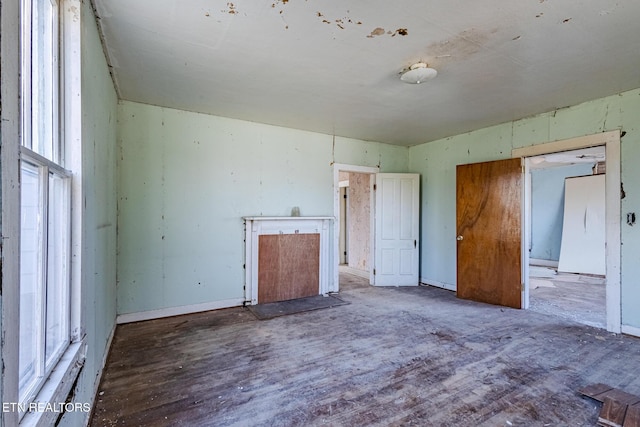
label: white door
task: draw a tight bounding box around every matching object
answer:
[374,173,420,286]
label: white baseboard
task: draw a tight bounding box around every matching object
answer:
[420,277,456,291]
[339,265,370,279]
[529,258,559,268]
[116,298,245,324]
[621,324,640,338]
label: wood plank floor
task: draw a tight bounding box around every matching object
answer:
[529,266,606,328]
[90,274,640,426]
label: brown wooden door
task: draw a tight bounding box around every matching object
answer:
[456,158,522,309]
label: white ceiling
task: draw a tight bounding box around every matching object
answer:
[93,0,640,147]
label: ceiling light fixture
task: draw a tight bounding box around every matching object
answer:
[400,62,437,84]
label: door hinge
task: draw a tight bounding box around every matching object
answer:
[373,268,376,275]
[373,184,377,191]
[414,240,417,248]
[521,282,525,291]
[344,194,347,199]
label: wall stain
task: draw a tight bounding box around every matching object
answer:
[221,2,238,14]
[367,27,386,38]
[367,27,409,38]
[315,10,363,31]
[69,5,80,22]
[392,28,408,37]
[426,28,493,65]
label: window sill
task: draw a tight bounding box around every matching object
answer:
[20,341,86,427]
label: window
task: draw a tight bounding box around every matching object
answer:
[21,0,60,161]
[18,156,71,409]
[19,0,72,414]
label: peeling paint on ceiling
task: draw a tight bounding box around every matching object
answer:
[93,0,640,146]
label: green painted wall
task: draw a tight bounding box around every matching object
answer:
[58,3,118,425]
[408,88,640,329]
[117,102,409,315]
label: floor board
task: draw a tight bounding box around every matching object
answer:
[90,273,640,426]
[529,267,606,328]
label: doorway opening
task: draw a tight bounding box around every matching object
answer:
[516,130,621,333]
[526,146,606,328]
[332,164,378,292]
[338,171,373,280]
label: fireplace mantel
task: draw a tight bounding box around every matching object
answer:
[243,216,333,305]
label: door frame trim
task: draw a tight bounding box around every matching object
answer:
[512,130,621,333]
[332,164,379,292]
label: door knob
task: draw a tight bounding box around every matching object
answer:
[456,235,464,241]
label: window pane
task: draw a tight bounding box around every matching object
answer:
[19,162,43,403]
[45,171,70,369]
[30,0,58,161]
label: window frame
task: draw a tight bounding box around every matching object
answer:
[20,0,62,164]
[18,147,72,413]
[12,0,87,425]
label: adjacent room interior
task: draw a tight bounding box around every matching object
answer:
[2,1,640,426]
[338,170,373,284]
[527,146,608,328]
